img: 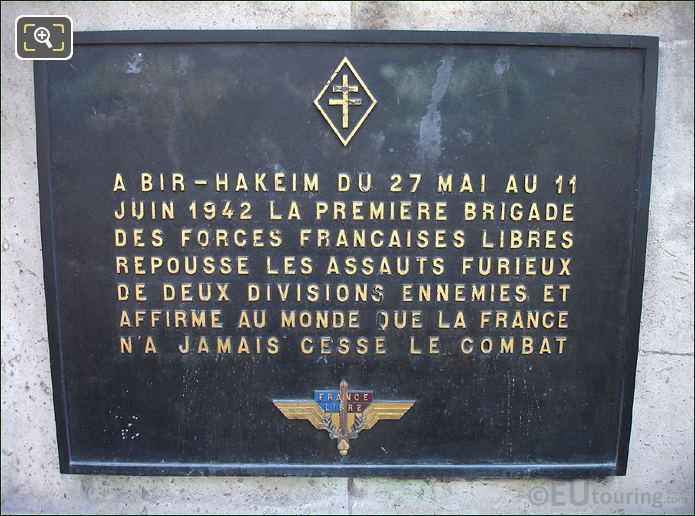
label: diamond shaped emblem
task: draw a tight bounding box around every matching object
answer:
[314,57,377,146]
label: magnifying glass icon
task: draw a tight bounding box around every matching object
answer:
[34,26,53,49]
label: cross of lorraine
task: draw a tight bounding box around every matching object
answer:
[314,57,377,146]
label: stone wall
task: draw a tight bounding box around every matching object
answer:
[1,2,692,513]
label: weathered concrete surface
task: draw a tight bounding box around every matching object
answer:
[1,1,692,514]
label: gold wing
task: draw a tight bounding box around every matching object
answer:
[361,401,414,430]
[273,401,325,429]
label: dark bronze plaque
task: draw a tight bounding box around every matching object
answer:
[35,31,658,477]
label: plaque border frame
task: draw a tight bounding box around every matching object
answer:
[34,30,658,478]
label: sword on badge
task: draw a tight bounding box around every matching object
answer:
[322,380,357,456]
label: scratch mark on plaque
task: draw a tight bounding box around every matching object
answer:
[176,54,192,75]
[370,130,386,153]
[418,54,454,164]
[125,52,143,74]
[494,52,510,76]
[503,369,513,457]
[115,414,140,440]
[525,370,543,424]
[166,89,184,170]
[133,146,146,165]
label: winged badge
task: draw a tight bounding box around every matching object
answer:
[274,380,414,456]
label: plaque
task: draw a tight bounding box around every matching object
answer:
[35,31,658,477]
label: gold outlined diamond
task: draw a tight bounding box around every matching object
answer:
[314,57,377,146]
